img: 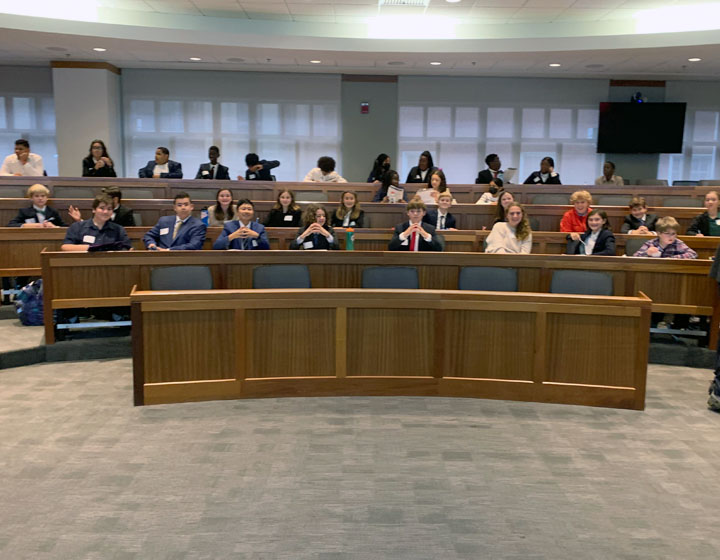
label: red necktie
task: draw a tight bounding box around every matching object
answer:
[409,231,417,251]
[493,171,497,179]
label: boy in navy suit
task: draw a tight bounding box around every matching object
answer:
[195,145,230,180]
[389,200,443,251]
[138,146,183,179]
[143,192,206,250]
[213,199,270,250]
[423,191,457,230]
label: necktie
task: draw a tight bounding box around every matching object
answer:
[211,165,216,179]
[409,231,417,251]
[493,171,498,179]
[313,233,320,248]
[172,220,182,240]
[242,237,250,251]
[440,215,445,230]
[36,210,45,223]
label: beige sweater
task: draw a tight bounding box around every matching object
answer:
[485,222,532,254]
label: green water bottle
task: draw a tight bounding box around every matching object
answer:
[345,228,355,251]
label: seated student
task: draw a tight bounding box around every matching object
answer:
[423,191,456,230]
[212,199,269,250]
[485,202,532,254]
[633,217,697,259]
[8,184,76,228]
[388,200,443,252]
[207,188,237,227]
[372,169,405,203]
[595,161,623,186]
[195,146,229,180]
[560,190,592,233]
[566,210,616,256]
[0,138,44,176]
[82,139,117,177]
[492,191,516,224]
[475,153,503,184]
[476,180,504,204]
[290,204,339,250]
[687,191,720,236]
[331,191,365,228]
[241,153,280,181]
[621,197,658,234]
[524,156,561,185]
[426,169,456,203]
[101,186,135,227]
[61,195,132,252]
[264,189,302,227]
[138,147,183,179]
[142,192,206,251]
[367,153,390,183]
[303,156,347,183]
[406,151,437,184]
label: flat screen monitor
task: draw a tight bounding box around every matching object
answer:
[597,102,686,154]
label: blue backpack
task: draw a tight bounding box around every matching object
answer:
[15,279,44,326]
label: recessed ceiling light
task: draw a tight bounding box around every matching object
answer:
[549,63,561,67]
[189,57,202,61]
[430,61,442,66]
[310,60,322,64]
[93,47,106,52]
[446,0,461,3]
[688,57,702,62]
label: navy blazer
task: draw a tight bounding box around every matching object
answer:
[406,166,438,184]
[245,160,280,181]
[212,221,270,250]
[566,229,616,256]
[195,163,230,180]
[621,213,658,234]
[423,209,456,230]
[8,205,66,227]
[289,225,339,250]
[524,171,561,185]
[475,169,503,184]
[142,215,206,250]
[138,160,183,179]
[388,222,443,251]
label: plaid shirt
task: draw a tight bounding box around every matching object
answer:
[633,238,697,259]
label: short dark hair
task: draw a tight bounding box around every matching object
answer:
[15,139,29,149]
[317,156,336,173]
[209,145,220,154]
[485,153,499,166]
[237,198,254,208]
[92,194,113,210]
[245,153,259,167]
[406,199,427,212]
[542,156,554,167]
[604,160,616,171]
[157,146,169,156]
[174,191,191,202]
[102,186,122,201]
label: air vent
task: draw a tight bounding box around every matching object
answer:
[379,0,429,7]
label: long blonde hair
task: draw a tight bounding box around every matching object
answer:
[507,202,531,241]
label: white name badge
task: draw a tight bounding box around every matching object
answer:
[24,218,35,224]
[83,235,96,243]
[533,176,541,183]
[160,227,170,235]
[252,240,258,247]
[715,219,720,226]
[401,238,409,246]
[201,170,209,176]
[303,241,314,249]
[284,214,293,222]
[248,173,256,180]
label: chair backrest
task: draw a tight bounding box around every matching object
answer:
[672,180,699,186]
[550,270,613,296]
[699,180,720,186]
[295,191,328,202]
[252,264,311,289]
[529,216,540,231]
[132,213,142,226]
[596,195,632,207]
[624,237,648,256]
[436,233,446,251]
[183,189,215,202]
[150,266,213,290]
[362,266,419,289]
[54,186,97,198]
[123,189,155,199]
[661,197,703,207]
[458,267,518,292]
[531,194,568,205]
[636,179,668,186]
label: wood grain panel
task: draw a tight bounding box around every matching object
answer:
[347,309,434,376]
[633,271,688,304]
[50,265,140,299]
[143,309,235,383]
[419,265,458,290]
[247,308,335,377]
[310,263,363,288]
[226,264,254,289]
[444,310,535,380]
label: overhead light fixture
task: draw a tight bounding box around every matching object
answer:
[93,47,106,52]
[688,57,702,62]
[310,60,322,64]
[446,0,461,3]
[549,63,561,67]
[430,61,442,66]
[189,57,202,61]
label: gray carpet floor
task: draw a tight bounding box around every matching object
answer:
[1,359,719,559]
[0,318,44,352]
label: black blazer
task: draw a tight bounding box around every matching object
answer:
[475,169,503,184]
[289,225,339,250]
[686,212,718,236]
[8,206,66,227]
[195,163,230,180]
[264,208,302,228]
[524,171,562,185]
[82,156,117,177]
[138,160,183,179]
[406,166,438,184]
[565,229,616,256]
[246,160,280,181]
[621,213,658,234]
[112,205,135,227]
[388,222,443,251]
[330,210,365,229]
[423,209,456,230]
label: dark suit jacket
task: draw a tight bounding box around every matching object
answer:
[82,156,117,177]
[423,210,456,230]
[406,166,438,184]
[524,171,562,185]
[686,212,716,236]
[112,205,135,227]
[475,169,503,184]
[565,229,616,256]
[264,208,302,228]
[330,210,365,229]
[388,222,443,251]
[246,160,280,181]
[289,225,339,250]
[8,205,66,227]
[138,160,183,179]
[621,213,658,234]
[212,221,269,250]
[142,215,206,250]
[195,163,230,180]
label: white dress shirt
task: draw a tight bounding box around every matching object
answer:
[0,153,44,176]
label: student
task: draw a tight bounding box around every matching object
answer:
[61,195,132,252]
[476,180,504,204]
[195,146,229,180]
[633,217,697,259]
[138,146,183,179]
[406,151,437,184]
[207,188,237,227]
[475,153,503,184]
[388,200,443,251]
[101,187,135,227]
[566,210,616,256]
[686,191,720,236]
[367,153,390,183]
[264,189,302,227]
[8,184,74,228]
[595,161,623,186]
[0,139,44,176]
[290,204,339,250]
[372,170,405,203]
[485,202,532,254]
[241,153,280,181]
[212,199,269,250]
[423,191,456,230]
[303,156,347,183]
[524,156,561,184]
[560,190,592,233]
[621,197,658,234]
[493,191,516,224]
[331,191,365,228]
[426,170,456,203]
[82,139,117,177]
[142,192,206,250]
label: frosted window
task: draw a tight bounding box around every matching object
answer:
[130,100,155,132]
[259,104,281,135]
[299,141,340,178]
[221,138,250,175]
[549,109,572,139]
[437,141,477,184]
[521,108,545,139]
[174,136,212,176]
[658,153,685,185]
[455,107,479,138]
[0,98,6,129]
[399,142,437,182]
[486,108,513,138]
[220,102,249,134]
[689,145,716,181]
[484,142,513,173]
[39,98,55,131]
[13,97,33,130]
[186,101,212,133]
[427,107,451,138]
[399,106,424,138]
[259,139,296,181]
[284,104,310,137]
[560,143,599,185]
[312,104,338,137]
[576,109,598,140]
[519,143,556,182]
[693,111,718,142]
[159,101,184,133]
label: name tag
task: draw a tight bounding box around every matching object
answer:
[248,173,256,180]
[533,176,541,183]
[303,241,314,249]
[83,235,96,243]
[252,240,258,247]
[401,238,409,246]
[160,227,170,235]
[201,170,209,176]
[415,175,421,179]
[25,218,35,224]
[715,219,720,226]
[284,214,293,222]
[350,221,356,226]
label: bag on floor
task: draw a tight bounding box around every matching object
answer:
[15,279,44,326]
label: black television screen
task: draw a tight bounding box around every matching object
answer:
[597,102,686,154]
